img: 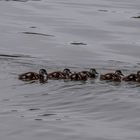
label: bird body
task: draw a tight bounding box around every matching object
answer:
[100,70,124,82]
[48,68,71,80]
[18,69,48,83]
[79,68,98,78]
[122,73,137,82]
[123,71,140,82]
[70,72,88,81]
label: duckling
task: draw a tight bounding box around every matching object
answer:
[18,69,48,83]
[70,72,88,81]
[100,70,124,82]
[122,71,140,82]
[79,68,98,78]
[48,68,71,80]
[122,73,137,82]
[136,71,140,82]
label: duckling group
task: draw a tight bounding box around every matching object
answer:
[18,68,140,83]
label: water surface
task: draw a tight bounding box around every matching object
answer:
[0,0,140,140]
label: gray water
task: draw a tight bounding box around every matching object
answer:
[0,0,140,139]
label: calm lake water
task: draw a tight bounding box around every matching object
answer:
[0,0,140,139]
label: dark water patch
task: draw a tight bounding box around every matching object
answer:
[56,118,61,121]
[11,110,18,112]
[0,110,18,115]
[2,99,10,102]
[13,61,37,67]
[38,113,56,117]
[98,9,108,12]
[22,32,54,37]
[132,16,140,18]
[29,26,37,28]
[70,42,87,46]
[0,54,32,58]
[136,62,140,66]
[2,0,29,2]
[0,0,41,2]
[135,84,140,88]
[41,93,49,96]
[24,95,29,98]
[28,108,40,111]
[34,118,43,121]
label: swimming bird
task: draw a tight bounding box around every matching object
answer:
[100,70,124,82]
[122,71,140,82]
[79,68,98,78]
[48,68,71,80]
[122,73,137,82]
[136,71,140,82]
[70,72,88,81]
[18,69,48,83]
